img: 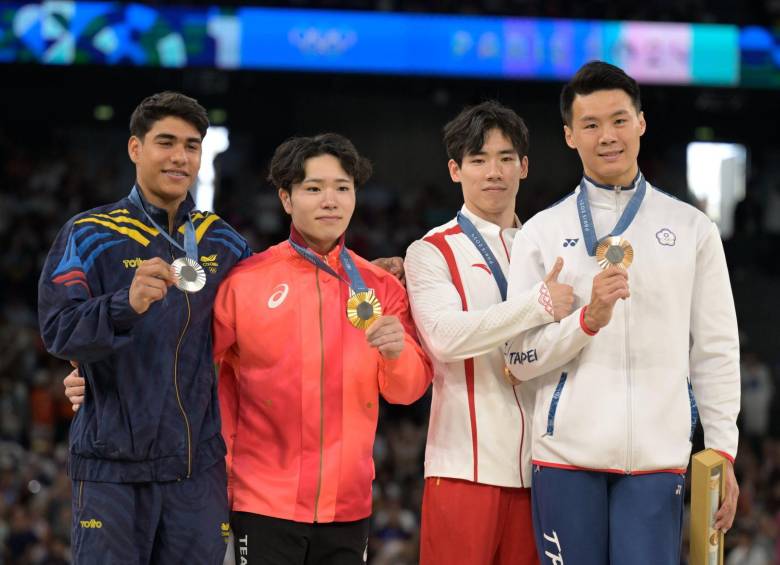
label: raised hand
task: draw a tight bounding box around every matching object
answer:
[365,315,405,359]
[544,257,575,321]
[583,267,630,332]
[129,257,177,314]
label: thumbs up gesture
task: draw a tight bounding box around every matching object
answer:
[544,257,575,321]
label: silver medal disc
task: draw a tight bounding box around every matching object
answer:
[172,257,206,293]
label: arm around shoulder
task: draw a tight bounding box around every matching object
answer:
[404,238,554,363]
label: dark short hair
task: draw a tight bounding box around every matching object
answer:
[443,101,529,166]
[129,91,209,140]
[560,61,641,126]
[268,133,373,191]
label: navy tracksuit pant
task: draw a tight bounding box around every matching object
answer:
[532,465,685,565]
[71,460,229,565]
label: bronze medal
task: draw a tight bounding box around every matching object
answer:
[595,236,634,270]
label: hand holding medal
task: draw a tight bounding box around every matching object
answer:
[365,315,405,360]
[128,186,205,295]
[128,257,178,314]
[576,175,643,332]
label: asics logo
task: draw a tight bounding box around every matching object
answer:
[267,284,289,309]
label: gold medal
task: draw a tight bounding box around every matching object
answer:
[595,236,634,270]
[346,290,382,330]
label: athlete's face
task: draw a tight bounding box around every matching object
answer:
[279,154,356,255]
[449,128,528,225]
[128,116,202,209]
[564,89,646,187]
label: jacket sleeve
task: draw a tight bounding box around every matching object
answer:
[404,238,554,364]
[213,277,240,506]
[38,220,143,363]
[689,222,740,461]
[504,226,593,381]
[377,275,433,405]
[213,277,238,365]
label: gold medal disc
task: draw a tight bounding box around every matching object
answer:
[346,290,382,330]
[595,236,634,270]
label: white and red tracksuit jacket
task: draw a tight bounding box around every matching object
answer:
[213,230,432,523]
[405,206,555,488]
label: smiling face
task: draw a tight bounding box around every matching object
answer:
[448,128,528,228]
[279,153,356,254]
[564,89,646,187]
[128,116,202,210]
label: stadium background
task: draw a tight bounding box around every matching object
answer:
[1,1,780,563]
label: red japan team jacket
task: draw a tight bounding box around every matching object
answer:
[213,231,432,523]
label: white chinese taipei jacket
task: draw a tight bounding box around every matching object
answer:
[405,205,555,488]
[505,176,740,474]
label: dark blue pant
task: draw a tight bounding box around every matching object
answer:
[532,466,685,565]
[71,461,229,565]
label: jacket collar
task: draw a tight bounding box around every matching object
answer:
[129,184,196,230]
[289,225,346,263]
[583,170,641,191]
[580,172,645,210]
[460,204,521,237]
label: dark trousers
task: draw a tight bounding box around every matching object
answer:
[71,461,229,565]
[231,511,369,565]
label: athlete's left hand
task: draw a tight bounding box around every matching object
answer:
[366,315,405,359]
[371,257,405,287]
[714,458,739,533]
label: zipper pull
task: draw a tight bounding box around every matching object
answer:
[614,185,622,193]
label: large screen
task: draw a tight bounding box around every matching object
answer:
[0,2,741,86]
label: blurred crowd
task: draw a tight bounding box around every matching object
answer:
[1,110,780,565]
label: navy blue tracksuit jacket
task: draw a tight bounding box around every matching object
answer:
[38,188,250,483]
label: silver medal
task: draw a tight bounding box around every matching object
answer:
[172,257,206,293]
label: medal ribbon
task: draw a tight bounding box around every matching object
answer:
[456,211,507,301]
[128,185,198,260]
[576,174,646,257]
[288,238,368,293]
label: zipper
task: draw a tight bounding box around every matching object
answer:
[511,388,526,488]
[78,480,84,508]
[615,186,632,474]
[313,268,326,522]
[171,245,193,479]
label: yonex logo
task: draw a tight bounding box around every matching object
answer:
[80,519,102,528]
[267,284,289,309]
[563,238,579,247]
